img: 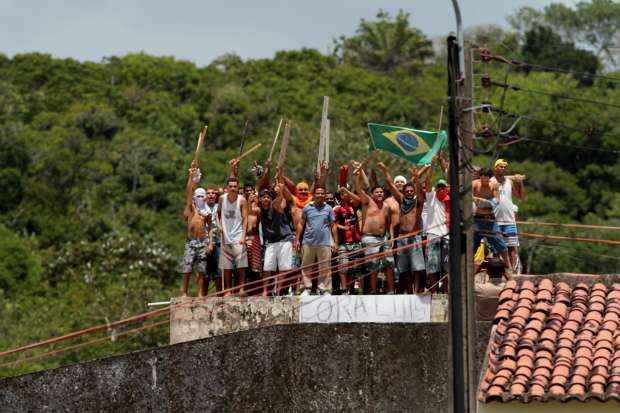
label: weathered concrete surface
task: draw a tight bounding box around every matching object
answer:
[170,294,449,344]
[1,322,491,412]
[170,296,300,344]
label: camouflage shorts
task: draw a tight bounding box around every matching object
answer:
[179,237,209,274]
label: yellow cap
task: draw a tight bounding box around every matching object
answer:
[494,158,508,168]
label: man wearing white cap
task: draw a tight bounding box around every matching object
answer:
[179,160,213,297]
[490,158,525,273]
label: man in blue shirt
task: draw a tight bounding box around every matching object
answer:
[296,186,335,295]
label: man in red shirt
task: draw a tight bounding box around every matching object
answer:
[332,186,362,294]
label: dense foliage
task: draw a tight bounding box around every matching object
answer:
[0,3,619,377]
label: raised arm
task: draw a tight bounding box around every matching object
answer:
[351,160,370,189]
[228,158,240,179]
[425,159,435,193]
[281,172,297,195]
[511,175,525,199]
[339,186,361,207]
[316,161,329,189]
[377,161,402,203]
[256,159,272,192]
[184,161,199,220]
[276,167,294,203]
[353,162,371,205]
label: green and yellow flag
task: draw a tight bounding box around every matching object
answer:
[367,123,447,166]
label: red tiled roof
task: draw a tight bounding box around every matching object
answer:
[477,279,620,403]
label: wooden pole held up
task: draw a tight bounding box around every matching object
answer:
[193,125,208,164]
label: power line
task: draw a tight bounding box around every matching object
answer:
[488,106,605,137]
[516,137,620,155]
[517,221,620,231]
[477,48,620,83]
[0,226,445,360]
[0,319,169,369]
[523,242,620,262]
[489,80,620,110]
[520,232,620,246]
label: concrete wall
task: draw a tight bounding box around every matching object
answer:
[1,322,491,413]
[170,294,449,344]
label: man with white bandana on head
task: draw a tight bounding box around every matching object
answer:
[179,160,213,297]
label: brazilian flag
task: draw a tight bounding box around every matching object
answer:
[367,123,447,166]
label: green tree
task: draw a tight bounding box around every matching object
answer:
[334,10,434,74]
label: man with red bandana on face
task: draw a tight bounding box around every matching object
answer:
[422,156,450,293]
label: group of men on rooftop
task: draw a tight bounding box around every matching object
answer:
[179,152,524,298]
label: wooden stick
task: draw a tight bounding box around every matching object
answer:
[325,118,330,168]
[277,121,291,168]
[317,96,329,173]
[238,119,250,156]
[193,125,208,164]
[267,118,284,162]
[237,143,262,161]
[437,106,444,131]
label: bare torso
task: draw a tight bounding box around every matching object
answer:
[247,201,261,235]
[362,200,389,236]
[473,180,495,215]
[398,199,423,234]
[385,196,400,231]
[187,211,209,238]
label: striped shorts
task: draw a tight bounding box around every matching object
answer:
[499,224,519,247]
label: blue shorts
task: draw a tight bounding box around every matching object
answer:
[474,218,507,254]
[499,224,519,247]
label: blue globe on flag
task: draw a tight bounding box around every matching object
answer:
[396,132,419,152]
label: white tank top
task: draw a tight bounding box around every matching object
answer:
[492,177,516,225]
[221,195,243,245]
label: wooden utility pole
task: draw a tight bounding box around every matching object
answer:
[447,37,476,413]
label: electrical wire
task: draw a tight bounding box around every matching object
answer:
[0,235,443,367]
[0,319,169,368]
[516,221,620,231]
[490,80,620,110]
[476,48,620,83]
[0,226,445,360]
[517,137,620,154]
[519,232,620,246]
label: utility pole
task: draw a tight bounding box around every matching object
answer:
[447,36,476,413]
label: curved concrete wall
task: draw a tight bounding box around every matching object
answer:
[0,323,491,412]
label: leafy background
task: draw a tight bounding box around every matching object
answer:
[0,1,619,377]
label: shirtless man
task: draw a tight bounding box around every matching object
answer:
[245,190,262,295]
[378,162,426,293]
[354,163,392,294]
[218,176,249,296]
[473,169,510,272]
[179,161,213,297]
[382,172,402,290]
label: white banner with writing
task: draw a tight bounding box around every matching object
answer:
[299,295,431,323]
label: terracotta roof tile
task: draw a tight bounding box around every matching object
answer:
[478,278,620,404]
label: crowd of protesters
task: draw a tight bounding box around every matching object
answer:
[179,152,523,297]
